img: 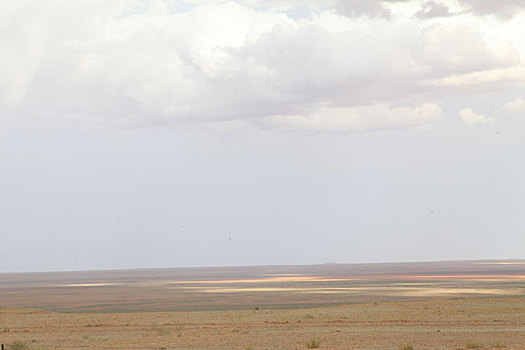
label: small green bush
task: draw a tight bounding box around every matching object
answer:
[491,344,506,349]
[466,342,484,349]
[306,338,320,349]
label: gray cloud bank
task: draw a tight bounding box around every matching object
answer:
[460,0,525,19]
[1,0,524,133]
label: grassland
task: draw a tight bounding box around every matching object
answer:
[1,260,524,349]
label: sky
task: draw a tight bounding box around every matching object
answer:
[1,0,524,272]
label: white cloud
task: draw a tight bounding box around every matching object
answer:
[1,0,524,133]
[334,0,391,19]
[416,1,453,19]
[459,108,495,125]
[418,23,519,74]
[0,1,47,104]
[459,0,525,20]
[503,97,525,115]
[258,103,443,133]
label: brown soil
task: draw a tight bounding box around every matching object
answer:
[1,297,524,349]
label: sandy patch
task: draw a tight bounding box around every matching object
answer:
[476,262,525,265]
[397,287,518,297]
[197,287,325,293]
[402,274,525,280]
[169,276,352,284]
[58,283,119,287]
[179,285,520,296]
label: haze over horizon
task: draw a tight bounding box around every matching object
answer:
[1,0,524,273]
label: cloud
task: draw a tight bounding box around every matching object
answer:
[333,0,413,19]
[459,108,495,125]
[416,1,453,19]
[417,24,519,74]
[334,0,391,19]
[0,1,47,104]
[458,0,525,20]
[503,97,525,115]
[1,0,523,133]
[258,103,444,133]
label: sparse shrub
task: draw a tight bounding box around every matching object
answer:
[232,329,240,333]
[9,340,29,349]
[3,327,10,332]
[398,344,414,350]
[466,342,484,349]
[158,327,170,335]
[149,322,170,335]
[306,338,320,349]
[491,344,506,349]
[254,306,260,310]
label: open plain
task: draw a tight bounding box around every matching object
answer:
[1,260,524,349]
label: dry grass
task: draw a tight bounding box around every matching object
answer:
[306,337,321,348]
[1,297,524,349]
[8,340,29,349]
[1,261,524,348]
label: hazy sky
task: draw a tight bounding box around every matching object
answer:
[1,0,524,272]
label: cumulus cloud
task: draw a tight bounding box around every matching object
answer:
[1,0,523,133]
[259,103,443,133]
[416,1,453,19]
[0,1,47,104]
[503,97,525,115]
[459,108,495,125]
[418,24,519,74]
[334,0,414,19]
[459,0,525,20]
[334,0,391,19]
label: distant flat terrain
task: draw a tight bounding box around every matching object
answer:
[1,260,525,349]
[1,260,524,312]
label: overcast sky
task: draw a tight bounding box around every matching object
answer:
[1,0,524,272]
